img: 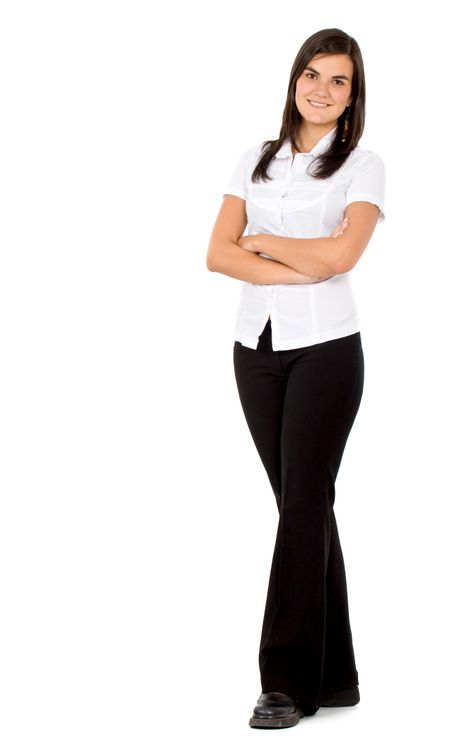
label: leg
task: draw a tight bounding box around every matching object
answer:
[321,508,359,695]
[233,319,285,510]
[258,333,364,715]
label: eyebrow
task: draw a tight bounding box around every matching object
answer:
[305,65,350,81]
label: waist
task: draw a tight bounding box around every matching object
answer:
[235,274,359,350]
[240,272,354,302]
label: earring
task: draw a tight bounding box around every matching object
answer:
[341,106,351,143]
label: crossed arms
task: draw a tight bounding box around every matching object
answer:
[207,196,380,285]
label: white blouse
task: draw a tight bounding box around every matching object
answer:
[223,125,386,350]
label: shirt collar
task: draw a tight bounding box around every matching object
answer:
[275,125,337,158]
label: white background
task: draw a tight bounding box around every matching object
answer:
[1,1,449,741]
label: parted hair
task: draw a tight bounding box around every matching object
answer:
[251,28,366,182]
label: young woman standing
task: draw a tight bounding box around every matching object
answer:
[207,28,385,729]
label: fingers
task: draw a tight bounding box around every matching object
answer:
[336,217,349,233]
[330,217,349,238]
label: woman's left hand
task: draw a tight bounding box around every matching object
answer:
[237,221,349,250]
[329,217,349,238]
[237,235,259,252]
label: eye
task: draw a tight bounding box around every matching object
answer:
[304,72,345,85]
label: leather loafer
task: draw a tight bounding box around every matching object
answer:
[320,685,360,707]
[249,691,305,728]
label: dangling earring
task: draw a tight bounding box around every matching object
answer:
[341,106,351,143]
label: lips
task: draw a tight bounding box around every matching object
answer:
[308,99,329,107]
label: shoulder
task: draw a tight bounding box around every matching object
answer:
[223,141,267,199]
[346,144,385,170]
[234,140,266,167]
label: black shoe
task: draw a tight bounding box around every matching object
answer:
[249,691,305,728]
[320,685,360,707]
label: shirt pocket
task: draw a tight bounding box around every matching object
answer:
[247,179,280,210]
[246,179,282,232]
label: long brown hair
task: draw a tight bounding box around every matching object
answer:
[252,28,366,182]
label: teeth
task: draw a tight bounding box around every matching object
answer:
[309,100,328,107]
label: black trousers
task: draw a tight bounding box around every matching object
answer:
[233,317,364,716]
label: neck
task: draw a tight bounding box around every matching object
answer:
[294,121,337,153]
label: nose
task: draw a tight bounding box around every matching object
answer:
[313,82,329,97]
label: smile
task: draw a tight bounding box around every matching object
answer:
[308,100,329,107]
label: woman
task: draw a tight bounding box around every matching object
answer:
[206,27,385,729]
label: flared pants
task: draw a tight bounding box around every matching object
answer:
[233,317,364,716]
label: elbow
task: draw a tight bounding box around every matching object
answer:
[333,255,352,274]
[207,252,224,273]
[323,253,347,275]
[206,247,220,272]
[331,238,356,274]
[206,255,216,272]
[336,244,367,274]
[207,241,237,273]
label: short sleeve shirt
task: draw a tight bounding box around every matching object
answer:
[223,125,386,350]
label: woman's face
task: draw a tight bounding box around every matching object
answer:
[295,53,354,127]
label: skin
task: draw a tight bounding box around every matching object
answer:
[207,52,380,283]
[237,52,353,265]
[236,53,380,275]
[292,52,353,155]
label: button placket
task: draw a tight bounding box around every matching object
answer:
[280,161,294,230]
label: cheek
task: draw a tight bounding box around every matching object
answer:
[296,80,311,98]
[335,86,351,102]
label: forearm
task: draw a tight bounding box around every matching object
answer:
[208,241,324,285]
[254,234,345,276]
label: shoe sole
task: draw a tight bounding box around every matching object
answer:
[249,710,304,728]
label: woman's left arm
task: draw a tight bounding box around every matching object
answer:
[239,201,381,275]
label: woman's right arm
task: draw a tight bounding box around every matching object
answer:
[206,195,327,285]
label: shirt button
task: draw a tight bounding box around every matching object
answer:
[281,193,287,198]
